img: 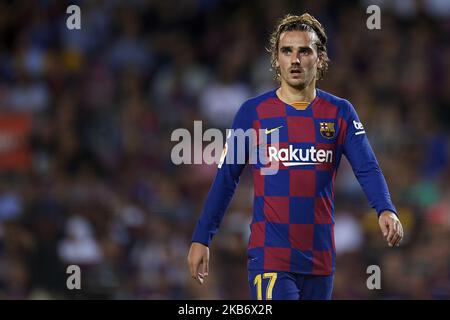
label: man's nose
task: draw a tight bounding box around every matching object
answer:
[291,53,301,64]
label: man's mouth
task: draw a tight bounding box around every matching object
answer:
[290,69,302,74]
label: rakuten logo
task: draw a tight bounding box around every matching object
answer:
[267,145,333,166]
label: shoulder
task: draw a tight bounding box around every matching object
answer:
[241,89,277,108]
[235,89,277,117]
[316,88,356,115]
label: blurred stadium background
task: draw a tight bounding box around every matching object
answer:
[0,0,449,299]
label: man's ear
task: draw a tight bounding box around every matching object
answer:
[315,53,324,80]
[317,52,323,68]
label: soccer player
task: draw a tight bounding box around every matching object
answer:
[187,13,403,300]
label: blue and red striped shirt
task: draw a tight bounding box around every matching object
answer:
[192,88,396,275]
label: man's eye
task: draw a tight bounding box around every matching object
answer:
[300,49,311,55]
[281,48,291,54]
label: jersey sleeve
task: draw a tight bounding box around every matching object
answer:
[191,101,254,246]
[342,100,397,217]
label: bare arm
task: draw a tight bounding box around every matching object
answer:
[378,211,404,247]
[187,242,210,284]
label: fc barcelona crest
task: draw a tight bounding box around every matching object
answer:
[319,122,335,139]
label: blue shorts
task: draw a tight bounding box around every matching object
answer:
[248,270,334,300]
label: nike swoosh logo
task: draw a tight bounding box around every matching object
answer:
[265,126,283,134]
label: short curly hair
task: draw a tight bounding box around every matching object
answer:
[268,13,330,81]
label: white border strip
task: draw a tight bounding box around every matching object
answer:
[282,162,321,166]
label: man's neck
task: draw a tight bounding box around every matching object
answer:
[277,82,316,104]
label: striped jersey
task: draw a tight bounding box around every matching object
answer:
[192,88,396,275]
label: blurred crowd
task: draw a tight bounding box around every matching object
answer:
[0,0,449,299]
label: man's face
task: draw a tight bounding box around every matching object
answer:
[276,30,320,90]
